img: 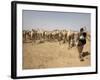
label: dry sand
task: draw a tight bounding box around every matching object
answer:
[23,40,90,69]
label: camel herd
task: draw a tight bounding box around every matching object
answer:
[23,28,90,49]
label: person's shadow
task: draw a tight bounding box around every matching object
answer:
[82,51,90,57]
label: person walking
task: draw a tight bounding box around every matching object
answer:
[77,27,87,61]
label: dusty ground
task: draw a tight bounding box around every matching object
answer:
[23,40,91,69]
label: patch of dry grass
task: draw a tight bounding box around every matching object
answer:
[23,40,90,69]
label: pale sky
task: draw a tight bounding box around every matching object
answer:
[22,10,91,32]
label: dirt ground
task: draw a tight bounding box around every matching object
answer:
[23,40,91,69]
